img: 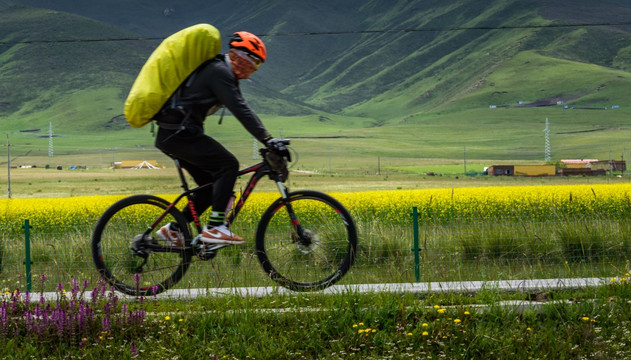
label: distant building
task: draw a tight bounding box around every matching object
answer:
[488,165,514,176]
[591,160,626,172]
[561,159,626,172]
[558,168,607,176]
[487,165,556,177]
[560,159,598,166]
[489,159,626,177]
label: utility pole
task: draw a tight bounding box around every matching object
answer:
[7,134,11,199]
[610,150,613,176]
[625,147,629,176]
[463,146,467,175]
[544,118,551,163]
[48,122,53,157]
[328,146,332,175]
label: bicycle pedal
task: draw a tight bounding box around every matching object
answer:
[205,244,231,251]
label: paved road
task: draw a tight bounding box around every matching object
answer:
[31,277,607,301]
[150,277,606,299]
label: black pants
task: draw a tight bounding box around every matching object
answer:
[155,124,238,224]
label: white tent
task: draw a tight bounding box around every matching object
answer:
[132,160,159,169]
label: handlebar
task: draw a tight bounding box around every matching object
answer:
[261,139,291,182]
[260,139,291,161]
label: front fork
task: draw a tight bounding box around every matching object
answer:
[276,181,311,245]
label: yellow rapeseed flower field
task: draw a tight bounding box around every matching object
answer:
[1,183,630,233]
[334,183,631,224]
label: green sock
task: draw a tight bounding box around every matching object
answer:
[208,211,225,227]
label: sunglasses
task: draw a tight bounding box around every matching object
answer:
[234,49,262,68]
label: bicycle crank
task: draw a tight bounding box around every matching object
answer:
[130,234,157,273]
[197,243,231,261]
[131,234,154,258]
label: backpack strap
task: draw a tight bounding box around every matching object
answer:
[156,58,225,130]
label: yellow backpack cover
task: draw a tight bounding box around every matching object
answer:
[124,24,221,128]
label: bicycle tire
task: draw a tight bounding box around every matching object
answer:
[255,190,357,291]
[91,194,192,296]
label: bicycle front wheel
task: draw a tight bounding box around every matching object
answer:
[255,190,357,291]
[91,195,192,296]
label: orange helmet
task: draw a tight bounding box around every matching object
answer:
[229,31,267,63]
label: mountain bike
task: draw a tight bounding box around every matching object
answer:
[91,140,357,296]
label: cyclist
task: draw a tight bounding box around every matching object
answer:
[153,31,287,246]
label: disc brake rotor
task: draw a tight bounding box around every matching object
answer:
[295,229,320,254]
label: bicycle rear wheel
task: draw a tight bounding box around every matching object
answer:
[255,190,357,291]
[91,195,192,296]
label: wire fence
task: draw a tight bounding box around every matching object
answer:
[2,209,630,294]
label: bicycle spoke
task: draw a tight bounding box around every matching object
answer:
[92,195,192,296]
[256,191,357,291]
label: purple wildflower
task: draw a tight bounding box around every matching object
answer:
[1,277,151,347]
[0,303,8,336]
[101,317,111,332]
[131,342,138,358]
[80,280,89,298]
[71,279,80,299]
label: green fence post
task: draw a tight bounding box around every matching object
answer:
[22,219,33,292]
[411,207,420,282]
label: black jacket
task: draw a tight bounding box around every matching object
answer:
[154,54,270,142]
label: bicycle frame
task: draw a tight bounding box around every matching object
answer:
[144,150,289,249]
[94,138,356,294]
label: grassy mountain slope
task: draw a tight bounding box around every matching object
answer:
[2,0,631,164]
[13,0,369,97]
[0,6,155,130]
[6,0,631,120]
[308,0,631,120]
[0,4,322,131]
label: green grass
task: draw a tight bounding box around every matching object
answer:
[3,281,631,359]
[4,99,631,178]
[3,212,630,295]
[3,160,631,358]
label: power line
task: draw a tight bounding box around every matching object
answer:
[0,36,162,45]
[1,21,630,45]
[262,21,631,37]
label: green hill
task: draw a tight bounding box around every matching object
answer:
[0,6,155,131]
[2,0,631,163]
